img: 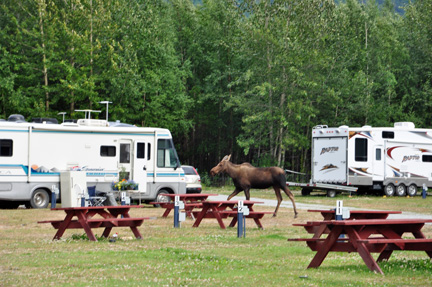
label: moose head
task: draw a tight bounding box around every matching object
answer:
[210,154,231,176]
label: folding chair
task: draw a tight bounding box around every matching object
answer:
[87,186,106,206]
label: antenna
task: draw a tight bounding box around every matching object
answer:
[75,109,101,119]
[99,101,112,121]
[57,112,66,123]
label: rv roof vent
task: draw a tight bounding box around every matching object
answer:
[362,125,372,129]
[394,122,415,129]
[8,114,27,122]
[77,119,109,127]
[32,117,58,124]
[339,125,349,129]
[313,125,328,129]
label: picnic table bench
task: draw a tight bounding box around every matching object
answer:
[288,212,432,274]
[38,205,148,241]
[150,193,217,218]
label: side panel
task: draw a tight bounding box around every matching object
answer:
[312,136,348,184]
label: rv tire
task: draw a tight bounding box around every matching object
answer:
[154,189,171,207]
[407,184,417,197]
[29,189,50,209]
[384,184,396,197]
[0,201,19,209]
[301,188,311,196]
[327,190,337,198]
[396,184,407,197]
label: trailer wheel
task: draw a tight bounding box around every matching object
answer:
[384,184,396,196]
[407,184,418,197]
[327,190,337,198]
[153,189,171,207]
[29,189,50,209]
[396,184,406,197]
[301,188,311,196]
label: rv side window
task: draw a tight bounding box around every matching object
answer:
[422,155,432,162]
[355,138,368,162]
[100,146,116,157]
[147,143,151,160]
[375,148,381,161]
[137,142,145,159]
[120,143,130,163]
[0,139,13,157]
[157,139,177,168]
[382,131,394,139]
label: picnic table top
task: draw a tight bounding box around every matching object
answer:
[159,193,218,198]
[309,218,432,226]
[201,200,264,205]
[52,205,142,211]
[308,209,402,214]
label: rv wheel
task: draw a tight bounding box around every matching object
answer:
[30,189,50,209]
[384,184,396,196]
[327,190,337,198]
[396,184,406,197]
[407,184,418,197]
[153,190,171,207]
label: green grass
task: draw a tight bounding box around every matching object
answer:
[1,187,432,286]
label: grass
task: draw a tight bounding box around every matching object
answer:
[1,187,432,286]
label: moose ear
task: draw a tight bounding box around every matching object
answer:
[227,154,231,161]
[222,155,229,161]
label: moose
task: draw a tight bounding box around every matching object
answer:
[210,155,298,218]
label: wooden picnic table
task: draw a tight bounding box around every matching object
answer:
[150,193,218,218]
[192,200,271,229]
[38,205,148,241]
[289,217,432,274]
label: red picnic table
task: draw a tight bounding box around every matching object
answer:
[192,200,272,229]
[151,193,218,218]
[289,215,432,274]
[38,205,148,241]
[296,209,403,235]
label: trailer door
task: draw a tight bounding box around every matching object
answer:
[312,136,347,183]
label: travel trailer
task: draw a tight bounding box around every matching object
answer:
[0,114,186,209]
[296,122,432,197]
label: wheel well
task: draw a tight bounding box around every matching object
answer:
[158,187,174,195]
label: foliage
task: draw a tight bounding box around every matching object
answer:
[1,0,431,176]
[111,179,138,191]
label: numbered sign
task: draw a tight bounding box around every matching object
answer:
[175,195,180,206]
[121,192,127,202]
[238,200,244,213]
[336,200,343,216]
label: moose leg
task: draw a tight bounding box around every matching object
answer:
[272,187,283,217]
[244,188,251,200]
[282,186,298,218]
[227,187,243,200]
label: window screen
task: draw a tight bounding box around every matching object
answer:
[382,131,394,139]
[137,142,145,159]
[355,138,368,162]
[120,143,130,163]
[0,139,13,157]
[100,146,116,157]
[375,148,381,161]
[423,155,432,162]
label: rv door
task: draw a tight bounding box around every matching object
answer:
[312,136,348,184]
[118,140,147,194]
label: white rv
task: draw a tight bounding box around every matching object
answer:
[307,122,432,197]
[0,114,186,209]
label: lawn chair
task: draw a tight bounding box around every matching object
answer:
[87,186,106,206]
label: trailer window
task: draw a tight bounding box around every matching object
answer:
[100,146,116,157]
[0,139,13,157]
[157,139,178,168]
[120,143,130,163]
[355,138,368,162]
[147,143,151,160]
[375,148,381,161]
[382,131,394,139]
[137,142,145,159]
[422,155,432,162]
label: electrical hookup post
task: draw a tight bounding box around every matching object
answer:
[237,200,249,238]
[335,200,350,221]
[174,196,186,228]
[422,184,428,199]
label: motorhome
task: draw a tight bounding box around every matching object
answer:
[305,122,432,197]
[0,114,186,209]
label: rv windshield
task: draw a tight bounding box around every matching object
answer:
[157,139,180,168]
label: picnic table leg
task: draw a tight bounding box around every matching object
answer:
[53,212,74,240]
[346,228,384,274]
[212,209,226,229]
[192,206,210,227]
[308,226,343,269]
[102,227,113,238]
[162,208,172,218]
[229,217,238,228]
[76,211,98,241]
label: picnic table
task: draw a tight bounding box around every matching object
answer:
[192,200,272,229]
[150,193,217,218]
[289,212,432,274]
[38,205,148,241]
